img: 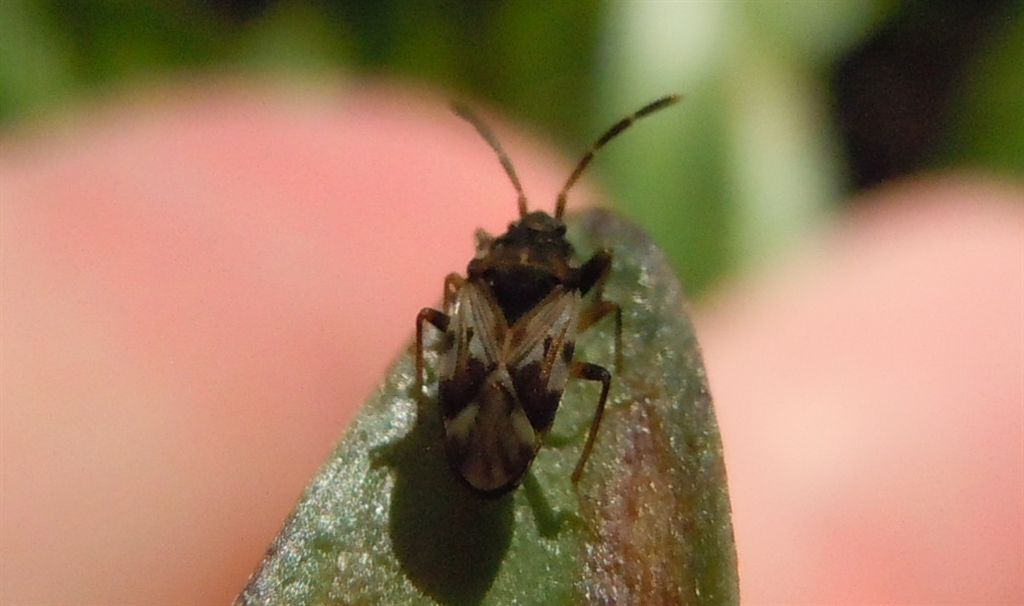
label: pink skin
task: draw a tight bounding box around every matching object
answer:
[2,84,1021,604]
[700,178,1024,603]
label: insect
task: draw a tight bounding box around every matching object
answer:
[416,95,680,495]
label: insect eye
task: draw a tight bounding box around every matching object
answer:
[556,224,567,235]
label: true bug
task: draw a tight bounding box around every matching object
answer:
[416,95,680,496]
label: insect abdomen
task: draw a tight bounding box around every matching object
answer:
[443,368,539,493]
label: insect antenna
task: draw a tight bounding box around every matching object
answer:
[555,94,681,219]
[452,103,528,218]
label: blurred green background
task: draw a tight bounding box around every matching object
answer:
[1,0,1020,295]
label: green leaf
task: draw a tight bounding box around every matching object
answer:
[592,2,878,295]
[236,209,739,605]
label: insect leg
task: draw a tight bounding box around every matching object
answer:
[577,250,623,371]
[570,361,611,483]
[416,308,450,398]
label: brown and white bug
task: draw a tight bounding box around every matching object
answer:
[416,95,680,496]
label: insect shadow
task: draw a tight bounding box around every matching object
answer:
[372,396,514,606]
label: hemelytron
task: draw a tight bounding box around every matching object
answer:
[415,95,680,496]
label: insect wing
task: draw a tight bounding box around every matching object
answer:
[445,367,540,493]
[439,282,538,493]
[438,281,505,419]
[506,286,581,432]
